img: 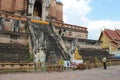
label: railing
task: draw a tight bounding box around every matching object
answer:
[0,62,83,73]
[84,59,120,69]
[78,43,101,49]
[0,62,33,73]
[54,22,87,32]
[0,59,120,73]
[48,22,68,59]
[108,59,120,65]
[28,21,36,53]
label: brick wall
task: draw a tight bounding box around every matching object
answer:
[49,0,63,22]
[49,0,57,19]
[0,0,26,12]
[0,0,14,11]
[14,0,26,11]
[56,2,63,22]
[0,37,28,45]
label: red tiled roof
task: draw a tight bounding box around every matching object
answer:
[104,29,120,40]
[115,29,120,36]
[112,41,120,45]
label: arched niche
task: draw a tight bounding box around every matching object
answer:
[33,0,42,18]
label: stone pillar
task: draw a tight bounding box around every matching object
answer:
[28,0,36,16]
[42,0,50,21]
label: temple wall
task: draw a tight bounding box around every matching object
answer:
[77,42,101,49]
[0,37,28,45]
[0,0,26,12]
[100,32,118,52]
[49,0,57,19]
[1,19,26,32]
[56,2,63,22]
[48,0,63,22]
[14,0,26,11]
[0,0,14,12]
[64,31,87,39]
[3,21,12,31]
[0,0,63,22]
[55,28,88,39]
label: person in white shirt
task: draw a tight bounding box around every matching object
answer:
[102,57,107,69]
[34,49,40,72]
[39,47,46,71]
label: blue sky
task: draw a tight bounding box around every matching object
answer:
[57,0,120,40]
[88,0,120,21]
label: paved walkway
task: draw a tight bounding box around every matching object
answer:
[0,65,120,80]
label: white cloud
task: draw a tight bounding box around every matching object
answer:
[61,0,120,40]
[87,20,120,39]
[61,0,92,24]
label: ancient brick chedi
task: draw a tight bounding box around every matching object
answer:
[0,0,27,12]
[0,0,63,22]
[0,0,108,64]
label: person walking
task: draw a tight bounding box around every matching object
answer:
[33,49,40,72]
[39,47,46,72]
[102,57,107,69]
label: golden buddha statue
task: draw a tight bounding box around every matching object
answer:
[74,48,82,60]
[33,8,38,16]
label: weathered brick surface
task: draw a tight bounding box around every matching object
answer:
[0,37,28,45]
[49,0,63,21]
[14,0,25,11]
[56,3,63,21]
[49,0,57,18]
[0,0,63,21]
[0,65,120,80]
[3,22,12,31]
[0,0,26,12]
[0,0,14,11]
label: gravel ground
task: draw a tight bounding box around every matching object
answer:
[0,65,120,80]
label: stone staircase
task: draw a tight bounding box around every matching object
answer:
[29,22,69,60]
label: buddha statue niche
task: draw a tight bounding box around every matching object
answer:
[74,48,82,60]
